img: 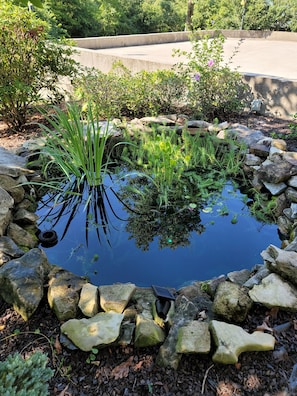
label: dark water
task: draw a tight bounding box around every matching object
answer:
[36,181,280,289]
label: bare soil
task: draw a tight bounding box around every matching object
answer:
[1,113,297,396]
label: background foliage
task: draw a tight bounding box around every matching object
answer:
[7,0,297,38]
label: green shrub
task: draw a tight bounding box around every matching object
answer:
[0,3,78,130]
[73,62,184,119]
[174,32,251,120]
[0,352,54,396]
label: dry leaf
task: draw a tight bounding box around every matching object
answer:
[0,324,6,331]
[266,307,279,320]
[111,356,133,380]
[54,335,62,354]
[133,360,144,371]
[57,384,71,396]
[255,321,273,332]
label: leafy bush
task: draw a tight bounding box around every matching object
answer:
[174,32,251,120]
[0,3,78,130]
[0,352,53,396]
[73,62,184,119]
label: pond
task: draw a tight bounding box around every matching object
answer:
[36,176,281,289]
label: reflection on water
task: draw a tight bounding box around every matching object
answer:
[36,177,281,289]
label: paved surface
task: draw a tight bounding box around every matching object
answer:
[96,38,297,81]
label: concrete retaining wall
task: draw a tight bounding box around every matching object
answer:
[72,31,297,119]
[73,30,297,50]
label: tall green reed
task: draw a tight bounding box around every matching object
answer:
[38,103,113,189]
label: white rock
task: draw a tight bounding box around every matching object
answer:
[210,320,275,364]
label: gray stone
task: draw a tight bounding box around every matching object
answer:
[61,312,124,351]
[176,321,211,354]
[262,181,287,196]
[228,125,265,146]
[13,208,39,225]
[0,147,28,177]
[118,321,135,346]
[288,175,297,188]
[285,236,297,253]
[0,186,14,208]
[227,269,251,285]
[0,248,50,320]
[261,244,297,286]
[132,287,157,319]
[210,320,275,364]
[99,283,136,313]
[78,283,99,317]
[213,281,253,322]
[156,296,198,369]
[134,314,165,347]
[291,203,297,219]
[248,273,297,310]
[243,265,271,288]
[48,267,87,321]
[0,207,12,237]
[7,222,38,249]
[286,187,297,203]
[277,215,293,238]
[289,363,297,393]
[258,157,296,184]
[0,236,25,265]
[0,174,25,203]
[245,153,262,166]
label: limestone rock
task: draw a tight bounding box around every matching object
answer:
[210,320,275,364]
[13,208,39,225]
[61,312,124,351]
[0,174,25,203]
[7,222,38,249]
[176,321,211,354]
[0,186,14,209]
[134,314,165,347]
[48,267,87,321]
[213,281,253,322]
[227,269,251,285]
[243,265,270,288]
[286,187,297,203]
[0,248,50,320]
[262,181,287,196]
[78,283,99,317]
[261,244,297,286]
[0,147,28,177]
[156,296,198,369]
[99,283,136,313]
[258,157,297,184]
[248,273,297,310]
[0,236,25,265]
[0,207,12,238]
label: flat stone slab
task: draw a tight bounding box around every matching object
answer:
[61,312,124,351]
[210,320,275,364]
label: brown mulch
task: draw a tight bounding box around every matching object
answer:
[1,113,297,396]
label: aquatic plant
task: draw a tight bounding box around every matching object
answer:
[38,102,115,189]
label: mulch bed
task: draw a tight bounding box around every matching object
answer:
[1,112,297,396]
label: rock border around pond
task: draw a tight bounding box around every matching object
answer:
[2,116,297,373]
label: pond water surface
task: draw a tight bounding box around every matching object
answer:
[36,180,280,289]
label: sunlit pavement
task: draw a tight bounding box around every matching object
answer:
[95,38,297,81]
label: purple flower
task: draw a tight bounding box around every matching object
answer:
[207,59,214,67]
[194,72,200,81]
